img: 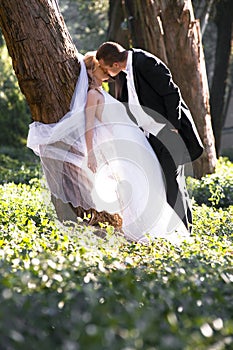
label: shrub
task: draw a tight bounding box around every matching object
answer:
[0,43,31,147]
[0,151,40,184]
[187,157,233,208]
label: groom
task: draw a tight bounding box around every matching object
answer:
[96,42,203,231]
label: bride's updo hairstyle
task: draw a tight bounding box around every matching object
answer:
[84,51,99,88]
[84,51,98,71]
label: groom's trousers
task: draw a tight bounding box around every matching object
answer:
[147,129,192,231]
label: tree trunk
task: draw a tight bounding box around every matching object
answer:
[108,0,217,178]
[107,0,129,95]
[124,0,168,64]
[210,0,233,156]
[158,0,216,177]
[0,0,80,123]
[193,0,215,36]
[108,0,129,47]
[0,0,82,222]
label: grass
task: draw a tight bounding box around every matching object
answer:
[0,155,232,350]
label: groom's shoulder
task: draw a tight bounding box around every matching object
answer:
[131,48,161,65]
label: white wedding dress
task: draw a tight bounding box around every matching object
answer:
[27,54,189,243]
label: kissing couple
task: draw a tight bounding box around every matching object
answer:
[27,41,203,243]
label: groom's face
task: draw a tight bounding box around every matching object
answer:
[98,59,122,77]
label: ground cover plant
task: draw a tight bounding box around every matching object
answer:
[0,147,40,185]
[187,157,233,208]
[0,156,232,350]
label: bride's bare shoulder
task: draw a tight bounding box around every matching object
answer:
[87,88,104,103]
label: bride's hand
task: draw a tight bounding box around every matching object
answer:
[87,152,97,173]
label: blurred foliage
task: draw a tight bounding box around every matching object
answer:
[0,35,31,147]
[0,166,232,349]
[0,145,40,185]
[187,157,233,208]
[0,153,40,185]
[0,145,37,163]
[60,0,109,53]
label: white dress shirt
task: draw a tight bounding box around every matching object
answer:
[124,51,165,137]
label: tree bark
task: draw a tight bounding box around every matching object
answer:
[193,0,215,36]
[158,0,216,177]
[0,0,80,123]
[108,0,217,177]
[124,0,168,64]
[210,0,233,155]
[0,0,82,222]
[108,0,129,47]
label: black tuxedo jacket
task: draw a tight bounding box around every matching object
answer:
[115,48,204,163]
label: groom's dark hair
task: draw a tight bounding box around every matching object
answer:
[96,42,127,66]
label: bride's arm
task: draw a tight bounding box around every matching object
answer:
[85,89,99,173]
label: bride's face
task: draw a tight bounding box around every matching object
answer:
[93,64,109,82]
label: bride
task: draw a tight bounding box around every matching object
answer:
[27,51,190,243]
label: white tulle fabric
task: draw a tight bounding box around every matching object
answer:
[27,53,189,243]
